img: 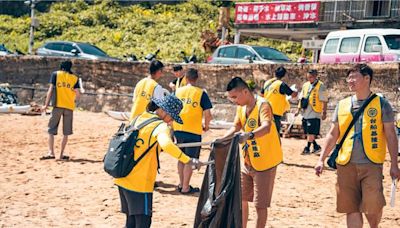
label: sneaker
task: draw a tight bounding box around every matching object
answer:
[301,147,310,155]
[312,144,322,154]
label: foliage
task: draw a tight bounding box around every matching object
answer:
[0,0,302,62]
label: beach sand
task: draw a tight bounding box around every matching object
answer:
[0,111,399,227]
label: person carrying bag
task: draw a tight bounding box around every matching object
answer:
[327,93,377,169]
[300,80,318,109]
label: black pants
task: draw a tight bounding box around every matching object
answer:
[273,115,282,135]
[126,214,152,228]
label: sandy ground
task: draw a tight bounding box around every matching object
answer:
[0,111,399,228]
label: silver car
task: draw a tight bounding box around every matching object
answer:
[36,41,119,61]
[207,44,291,64]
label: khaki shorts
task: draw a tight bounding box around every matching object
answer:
[336,163,386,214]
[48,107,73,135]
[241,165,277,209]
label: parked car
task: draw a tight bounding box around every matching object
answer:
[36,41,119,61]
[207,44,291,64]
[319,29,400,63]
[0,44,12,56]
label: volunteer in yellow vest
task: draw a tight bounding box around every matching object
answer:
[41,60,80,160]
[129,60,168,121]
[262,66,298,133]
[115,94,205,228]
[315,64,400,228]
[173,68,213,194]
[296,69,328,155]
[220,77,282,228]
[169,64,187,92]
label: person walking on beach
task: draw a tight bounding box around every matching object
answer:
[297,69,328,155]
[114,94,205,228]
[315,64,400,228]
[220,77,282,228]
[129,60,167,121]
[173,68,213,194]
[41,60,80,160]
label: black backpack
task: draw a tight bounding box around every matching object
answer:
[104,116,161,178]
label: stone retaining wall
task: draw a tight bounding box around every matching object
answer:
[1,56,399,127]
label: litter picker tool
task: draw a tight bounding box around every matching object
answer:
[202,160,215,166]
[177,141,214,148]
[390,178,397,207]
[284,115,297,135]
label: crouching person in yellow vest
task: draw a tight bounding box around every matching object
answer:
[297,69,328,155]
[115,94,205,228]
[129,60,168,121]
[315,64,400,228]
[41,60,80,160]
[219,77,282,228]
[173,68,213,194]
[262,66,298,133]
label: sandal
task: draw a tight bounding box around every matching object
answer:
[180,185,200,194]
[40,155,55,160]
[59,155,70,160]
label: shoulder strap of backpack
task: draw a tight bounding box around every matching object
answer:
[135,117,161,130]
[133,121,163,165]
[336,93,378,151]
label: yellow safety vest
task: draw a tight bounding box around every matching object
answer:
[129,78,158,121]
[114,113,164,192]
[54,71,78,110]
[263,79,288,116]
[336,96,387,165]
[302,81,323,113]
[173,85,204,135]
[238,100,283,171]
[176,76,187,89]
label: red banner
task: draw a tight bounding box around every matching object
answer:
[235,1,320,24]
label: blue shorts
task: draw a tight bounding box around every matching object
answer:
[174,131,201,159]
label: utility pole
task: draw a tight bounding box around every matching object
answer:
[25,0,36,55]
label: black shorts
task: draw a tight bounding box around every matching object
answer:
[118,187,153,216]
[302,118,320,135]
[174,131,201,159]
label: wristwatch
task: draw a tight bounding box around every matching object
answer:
[249,132,255,140]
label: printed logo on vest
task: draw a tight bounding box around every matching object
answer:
[367,108,377,118]
[248,118,257,128]
[134,138,144,148]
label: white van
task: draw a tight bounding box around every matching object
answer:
[319,29,400,63]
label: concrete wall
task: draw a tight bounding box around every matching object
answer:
[1,56,399,125]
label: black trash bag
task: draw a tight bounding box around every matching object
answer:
[194,135,242,228]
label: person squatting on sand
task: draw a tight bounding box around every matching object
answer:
[114,94,205,228]
[173,68,213,194]
[297,69,328,155]
[41,60,80,160]
[315,64,400,228]
[129,60,168,121]
[219,77,283,228]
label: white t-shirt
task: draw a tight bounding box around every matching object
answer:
[153,85,170,99]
